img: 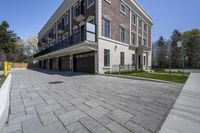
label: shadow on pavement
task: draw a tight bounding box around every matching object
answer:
[28,68,93,77]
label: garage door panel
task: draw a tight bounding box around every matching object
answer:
[74,52,95,73]
[59,56,70,71]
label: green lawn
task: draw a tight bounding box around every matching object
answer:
[124,72,188,83]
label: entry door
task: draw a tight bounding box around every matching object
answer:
[138,55,141,69]
[49,59,52,70]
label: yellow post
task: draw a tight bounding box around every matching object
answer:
[4,61,8,77]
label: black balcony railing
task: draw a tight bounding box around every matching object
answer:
[34,30,95,58]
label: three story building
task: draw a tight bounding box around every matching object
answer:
[34,0,153,74]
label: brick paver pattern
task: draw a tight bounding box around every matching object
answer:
[2,70,183,133]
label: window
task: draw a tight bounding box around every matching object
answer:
[144,56,146,66]
[104,49,110,67]
[120,27,125,43]
[120,52,125,66]
[120,3,126,14]
[132,54,135,66]
[143,38,147,46]
[65,14,68,25]
[131,33,136,45]
[132,14,136,25]
[144,23,147,32]
[103,19,111,38]
[73,4,78,18]
[139,19,142,29]
[87,0,94,8]
[138,36,142,46]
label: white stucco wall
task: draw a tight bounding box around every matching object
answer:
[98,37,136,74]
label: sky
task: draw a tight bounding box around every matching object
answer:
[0,0,200,42]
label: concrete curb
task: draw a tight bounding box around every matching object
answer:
[0,74,12,131]
[103,74,183,85]
[159,73,200,133]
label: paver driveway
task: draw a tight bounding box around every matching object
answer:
[2,70,183,133]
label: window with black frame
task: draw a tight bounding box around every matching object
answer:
[103,19,110,38]
[120,52,125,66]
[120,27,125,43]
[132,54,135,66]
[104,49,110,67]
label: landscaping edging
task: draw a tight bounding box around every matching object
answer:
[159,73,200,133]
[104,74,182,84]
[0,74,12,131]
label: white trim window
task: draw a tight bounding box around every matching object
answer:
[103,19,111,38]
[139,19,142,29]
[120,27,125,43]
[120,3,126,15]
[132,14,137,25]
[144,23,147,32]
[131,32,136,45]
[87,0,94,8]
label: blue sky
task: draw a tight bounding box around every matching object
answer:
[0,0,200,41]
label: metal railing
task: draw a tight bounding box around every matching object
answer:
[112,65,136,73]
[34,30,95,58]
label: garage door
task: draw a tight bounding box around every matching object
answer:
[59,56,70,71]
[73,52,95,73]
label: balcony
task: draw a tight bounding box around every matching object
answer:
[34,23,96,58]
[75,4,85,22]
[58,29,64,34]
[58,22,65,34]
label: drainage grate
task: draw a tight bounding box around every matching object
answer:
[48,81,63,84]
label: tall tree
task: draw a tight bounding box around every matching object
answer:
[155,36,167,68]
[170,30,182,68]
[27,36,38,54]
[0,21,18,61]
[183,29,200,68]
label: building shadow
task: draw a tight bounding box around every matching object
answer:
[28,68,93,77]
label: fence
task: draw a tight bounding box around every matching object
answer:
[112,65,136,73]
[10,63,28,69]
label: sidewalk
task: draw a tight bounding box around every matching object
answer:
[159,73,200,133]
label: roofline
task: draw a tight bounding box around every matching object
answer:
[130,0,153,24]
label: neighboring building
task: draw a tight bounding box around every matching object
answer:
[34,0,153,74]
